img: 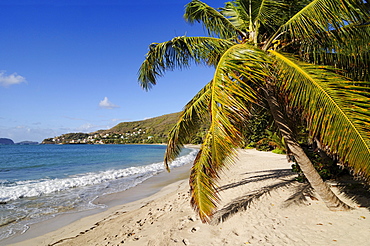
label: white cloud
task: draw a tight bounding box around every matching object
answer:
[99,97,119,109]
[0,71,26,87]
[75,123,97,132]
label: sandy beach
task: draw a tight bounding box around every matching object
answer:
[5,148,370,246]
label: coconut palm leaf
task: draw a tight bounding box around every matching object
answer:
[281,0,368,42]
[189,87,242,222]
[165,43,270,171]
[301,23,370,81]
[220,1,249,32]
[301,21,370,53]
[253,0,288,30]
[220,0,288,43]
[270,50,370,180]
[138,36,234,90]
[190,44,272,222]
[164,81,212,170]
[184,0,245,39]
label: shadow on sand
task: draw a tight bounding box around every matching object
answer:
[336,175,370,209]
[211,169,370,225]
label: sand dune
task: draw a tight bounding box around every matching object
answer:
[9,149,370,246]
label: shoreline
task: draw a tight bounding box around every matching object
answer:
[5,148,370,246]
[2,146,197,246]
[3,163,192,246]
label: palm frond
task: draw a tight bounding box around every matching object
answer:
[253,0,288,30]
[190,44,271,222]
[190,139,226,223]
[220,1,248,31]
[270,50,370,180]
[219,0,287,43]
[138,36,234,90]
[184,0,245,39]
[281,0,369,42]
[164,81,212,171]
[300,23,370,81]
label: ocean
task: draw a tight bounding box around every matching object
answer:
[0,144,197,241]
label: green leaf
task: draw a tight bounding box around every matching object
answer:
[190,43,270,222]
[282,0,369,42]
[138,36,234,90]
[164,81,212,170]
[270,50,370,180]
[184,0,243,39]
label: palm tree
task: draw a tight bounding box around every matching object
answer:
[138,0,370,223]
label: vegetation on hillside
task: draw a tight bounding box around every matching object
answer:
[42,112,208,144]
[105,112,181,143]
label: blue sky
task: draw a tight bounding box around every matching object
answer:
[0,0,226,143]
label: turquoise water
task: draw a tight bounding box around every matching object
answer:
[0,144,196,240]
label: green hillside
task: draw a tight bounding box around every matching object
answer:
[43,112,204,144]
[99,112,182,143]
[106,112,180,135]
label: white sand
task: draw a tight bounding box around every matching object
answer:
[8,149,370,246]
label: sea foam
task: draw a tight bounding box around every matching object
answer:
[0,149,197,203]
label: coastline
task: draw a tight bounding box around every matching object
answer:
[5,148,370,246]
[2,145,197,246]
[3,163,192,246]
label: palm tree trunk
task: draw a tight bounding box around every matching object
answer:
[264,85,350,211]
